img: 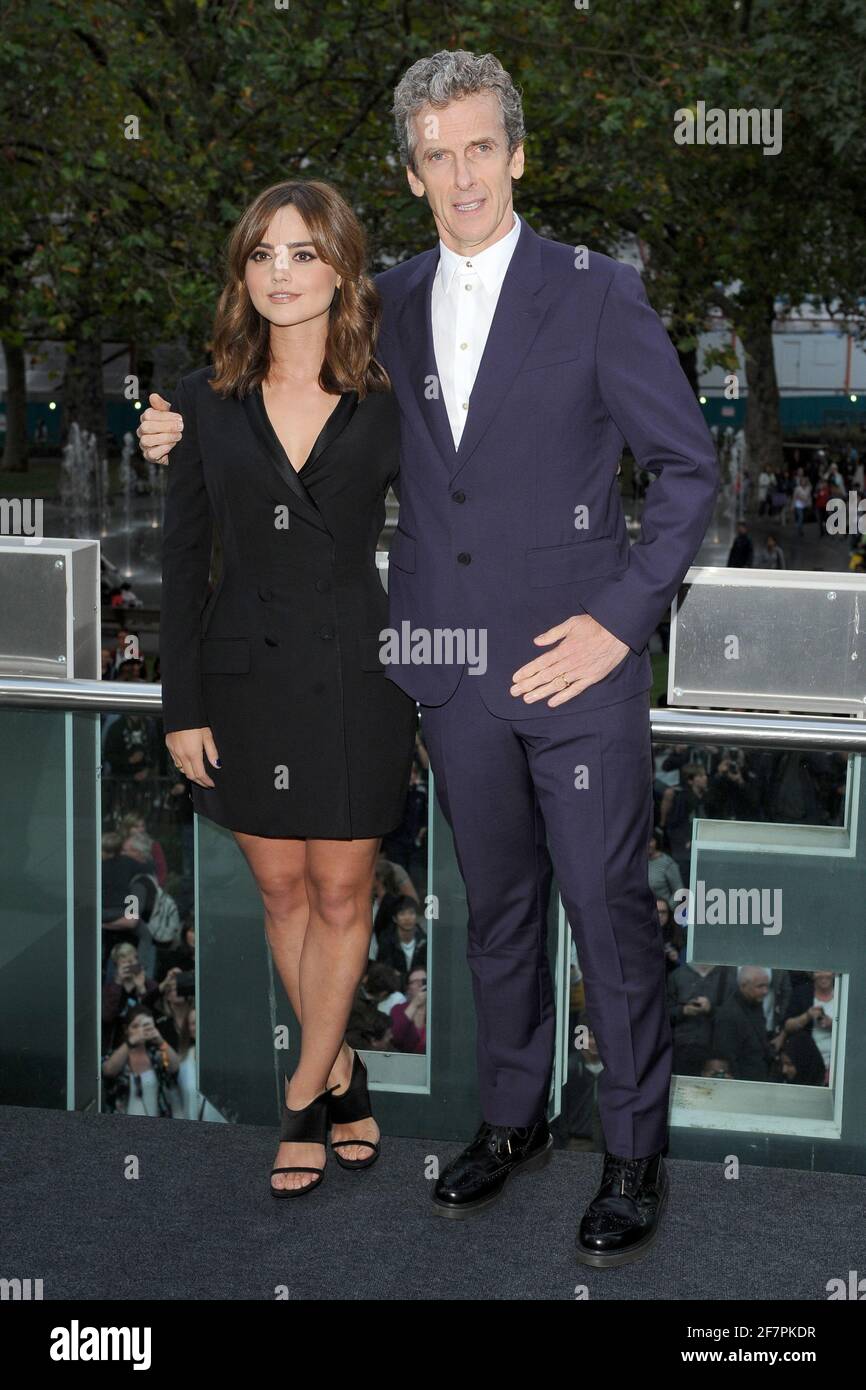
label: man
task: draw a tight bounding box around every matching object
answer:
[711,967,777,1082]
[139,50,718,1266]
[660,763,710,883]
[727,519,753,567]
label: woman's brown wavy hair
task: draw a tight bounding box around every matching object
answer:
[209,179,390,400]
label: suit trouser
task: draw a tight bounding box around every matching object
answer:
[419,669,672,1158]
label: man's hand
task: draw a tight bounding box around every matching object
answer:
[137,392,183,463]
[510,614,630,707]
[687,996,712,1016]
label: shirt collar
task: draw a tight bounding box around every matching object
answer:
[437,211,521,295]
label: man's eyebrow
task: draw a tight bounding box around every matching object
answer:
[253,240,316,249]
[421,133,500,150]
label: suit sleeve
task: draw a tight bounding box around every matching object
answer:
[579,263,720,654]
[159,375,214,733]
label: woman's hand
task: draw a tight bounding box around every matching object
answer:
[166,727,220,788]
[159,967,181,998]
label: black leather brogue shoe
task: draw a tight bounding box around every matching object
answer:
[432,1119,554,1218]
[575,1150,669,1267]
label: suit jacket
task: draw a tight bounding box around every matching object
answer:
[375,926,428,985]
[712,990,775,1082]
[374,216,719,716]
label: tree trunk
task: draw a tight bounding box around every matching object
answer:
[740,306,784,477]
[1,341,29,473]
[63,333,105,444]
[677,344,699,397]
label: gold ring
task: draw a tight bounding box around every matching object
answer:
[559,674,571,688]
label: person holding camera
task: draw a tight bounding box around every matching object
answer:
[102,1006,181,1117]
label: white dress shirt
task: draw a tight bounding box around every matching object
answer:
[431,211,522,448]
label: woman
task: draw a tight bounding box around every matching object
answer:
[792,471,812,538]
[102,1006,182,1117]
[655,896,684,974]
[154,180,418,1196]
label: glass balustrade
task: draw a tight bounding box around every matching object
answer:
[2,683,864,1173]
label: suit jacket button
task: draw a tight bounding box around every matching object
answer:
[457,552,471,564]
[315,578,330,593]
[452,491,466,503]
[264,636,278,647]
[258,585,274,601]
[319,625,334,639]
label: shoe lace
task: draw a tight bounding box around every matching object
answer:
[604,1152,649,1196]
[482,1122,531,1155]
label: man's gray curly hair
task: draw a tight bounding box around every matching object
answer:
[392,50,526,172]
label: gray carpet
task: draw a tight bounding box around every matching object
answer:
[1,1105,862,1300]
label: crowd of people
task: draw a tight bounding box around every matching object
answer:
[726,442,865,567]
[558,728,841,1145]
[647,740,839,1084]
[100,814,209,1117]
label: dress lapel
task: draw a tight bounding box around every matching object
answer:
[301,389,358,473]
[241,386,356,536]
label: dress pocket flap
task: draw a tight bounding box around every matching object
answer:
[360,634,388,671]
[200,638,251,673]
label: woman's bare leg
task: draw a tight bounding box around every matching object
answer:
[233,831,309,1020]
[296,836,382,1169]
[233,830,380,1190]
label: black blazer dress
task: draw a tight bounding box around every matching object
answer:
[159,366,418,839]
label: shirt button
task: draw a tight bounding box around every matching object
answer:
[315,578,330,593]
[462,401,469,411]
[460,342,468,350]
[457,552,471,565]
[319,625,334,639]
[452,490,466,503]
[464,283,473,291]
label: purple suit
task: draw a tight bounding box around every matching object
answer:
[375,218,718,1154]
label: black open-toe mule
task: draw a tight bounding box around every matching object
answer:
[327,1048,381,1170]
[270,1080,336,1198]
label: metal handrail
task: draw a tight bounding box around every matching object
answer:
[1,675,865,749]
